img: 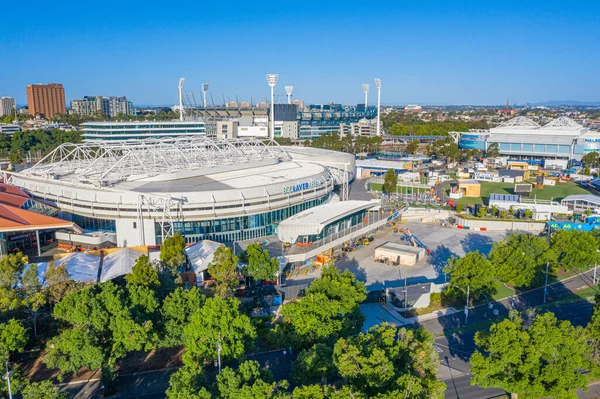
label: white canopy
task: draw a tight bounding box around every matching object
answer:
[55,253,101,284]
[100,248,146,282]
[185,240,222,276]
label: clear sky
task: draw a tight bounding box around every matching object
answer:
[1,0,599,106]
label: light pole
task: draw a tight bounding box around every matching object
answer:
[202,83,209,108]
[266,74,279,139]
[374,78,381,136]
[217,343,222,374]
[5,360,12,399]
[285,86,294,105]
[543,261,549,304]
[465,285,470,325]
[178,78,185,121]
[362,84,369,111]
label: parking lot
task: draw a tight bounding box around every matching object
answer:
[286,221,508,291]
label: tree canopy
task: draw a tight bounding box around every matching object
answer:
[207,246,240,298]
[240,243,279,283]
[160,233,186,273]
[471,312,592,399]
[489,233,556,288]
[382,169,397,195]
[551,230,600,270]
[444,251,497,300]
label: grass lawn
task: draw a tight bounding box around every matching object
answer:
[491,282,516,300]
[453,180,591,206]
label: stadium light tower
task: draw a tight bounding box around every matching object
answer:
[374,78,381,136]
[362,84,369,111]
[285,86,294,104]
[202,84,209,108]
[178,78,185,121]
[266,74,279,139]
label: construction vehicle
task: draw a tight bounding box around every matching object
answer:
[363,238,370,246]
[401,228,429,253]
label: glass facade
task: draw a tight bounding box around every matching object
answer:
[160,196,328,244]
[295,209,368,243]
[71,214,116,232]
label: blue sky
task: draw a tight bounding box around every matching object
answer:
[1,0,599,106]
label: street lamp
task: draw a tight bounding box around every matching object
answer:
[362,84,369,111]
[374,78,381,136]
[266,74,279,139]
[178,78,185,121]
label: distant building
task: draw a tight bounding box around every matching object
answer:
[71,96,135,119]
[342,118,381,137]
[0,97,16,117]
[404,104,422,113]
[82,121,206,141]
[26,83,66,119]
[0,123,21,135]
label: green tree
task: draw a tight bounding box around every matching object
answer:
[0,319,27,359]
[333,324,445,398]
[20,264,46,337]
[476,206,487,218]
[217,360,289,399]
[22,381,66,399]
[162,287,205,347]
[240,243,279,283]
[486,142,500,158]
[444,251,497,301]
[281,265,366,347]
[0,253,27,310]
[207,246,239,298]
[44,262,77,307]
[126,255,160,288]
[489,234,557,288]
[382,169,397,195]
[455,203,465,213]
[160,233,186,273]
[551,230,600,270]
[523,209,533,219]
[582,151,600,168]
[471,312,592,399]
[47,282,156,379]
[182,296,255,366]
[588,293,600,369]
[405,140,419,155]
[44,327,104,381]
[292,343,334,385]
[166,364,211,399]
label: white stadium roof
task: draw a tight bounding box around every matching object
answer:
[496,116,541,129]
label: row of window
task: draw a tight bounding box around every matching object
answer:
[297,209,367,243]
[496,142,571,154]
[157,196,327,244]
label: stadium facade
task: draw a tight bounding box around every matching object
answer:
[455,116,600,168]
[7,137,354,247]
[83,121,206,141]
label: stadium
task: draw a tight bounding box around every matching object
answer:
[6,137,355,247]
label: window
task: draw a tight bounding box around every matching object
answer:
[133,222,137,229]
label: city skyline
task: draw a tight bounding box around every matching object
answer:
[1,1,600,106]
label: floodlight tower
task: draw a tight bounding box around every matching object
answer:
[202,84,209,108]
[362,84,369,111]
[285,86,294,104]
[374,78,381,136]
[266,74,279,139]
[178,78,185,121]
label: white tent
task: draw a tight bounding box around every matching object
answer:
[185,240,222,278]
[100,248,146,282]
[55,253,101,284]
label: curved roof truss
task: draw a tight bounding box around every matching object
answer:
[21,137,291,187]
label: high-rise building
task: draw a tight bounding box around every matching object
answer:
[26,83,66,118]
[0,97,16,117]
[71,96,135,119]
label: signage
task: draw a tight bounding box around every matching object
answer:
[283,181,323,195]
[585,138,600,143]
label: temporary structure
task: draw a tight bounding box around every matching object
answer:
[54,252,101,283]
[185,240,223,280]
[100,247,146,282]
